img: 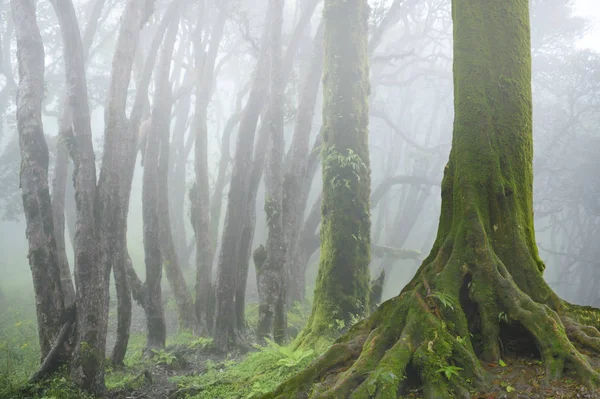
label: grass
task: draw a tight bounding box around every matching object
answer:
[170,339,320,399]
[0,281,321,399]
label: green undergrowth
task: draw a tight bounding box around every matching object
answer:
[171,338,322,399]
[0,287,40,397]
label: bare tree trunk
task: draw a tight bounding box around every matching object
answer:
[257,0,286,344]
[232,2,319,339]
[142,15,181,350]
[51,0,107,393]
[213,3,272,352]
[50,0,106,312]
[155,11,199,333]
[193,0,228,336]
[11,0,67,365]
[209,110,241,244]
[110,0,179,362]
[282,25,323,307]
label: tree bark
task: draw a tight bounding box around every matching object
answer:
[11,0,67,365]
[263,1,600,397]
[295,0,371,349]
[257,0,286,344]
[103,0,162,366]
[50,0,106,312]
[51,0,105,392]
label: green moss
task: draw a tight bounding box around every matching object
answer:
[298,0,371,348]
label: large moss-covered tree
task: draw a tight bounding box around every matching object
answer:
[294,0,372,349]
[263,0,600,397]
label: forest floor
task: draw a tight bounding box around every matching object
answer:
[3,288,600,398]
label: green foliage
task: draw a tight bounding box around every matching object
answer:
[151,348,177,366]
[0,289,40,395]
[322,145,367,190]
[172,342,319,399]
[253,338,314,368]
[427,292,456,310]
[436,365,463,380]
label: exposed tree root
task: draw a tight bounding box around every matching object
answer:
[261,225,600,398]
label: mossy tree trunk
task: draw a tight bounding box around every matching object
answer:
[263,1,600,398]
[295,0,372,349]
[258,0,286,344]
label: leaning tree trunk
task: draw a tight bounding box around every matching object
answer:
[262,1,600,398]
[294,0,371,350]
[11,0,68,364]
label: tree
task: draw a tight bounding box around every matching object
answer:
[263,0,600,397]
[13,0,154,393]
[257,0,286,343]
[294,0,372,349]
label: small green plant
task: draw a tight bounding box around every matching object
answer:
[151,348,177,366]
[322,145,367,190]
[437,365,463,380]
[428,292,456,310]
[498,311,509,323]
[253,338,314,368]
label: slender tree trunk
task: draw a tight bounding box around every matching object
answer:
[156,13,199,333]
[113,0,181,359]
[258,0,286,344]
[296,0,371,349]
[193,0,228,336]
[213,4,271,352]
[282,25,323,307]
[142,16,182,350]
[11,0,67,365]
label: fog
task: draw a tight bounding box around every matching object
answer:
[0,0,598,346]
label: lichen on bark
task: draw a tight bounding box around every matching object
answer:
[260,0,600,397]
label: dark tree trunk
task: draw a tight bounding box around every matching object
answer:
[50,0,106,312]
[11,0,67,364]
[51,0,105,393]
[257,0,286,344]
